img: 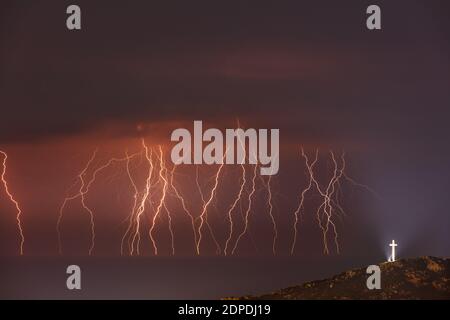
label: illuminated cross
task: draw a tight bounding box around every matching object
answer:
[389,240,397,262]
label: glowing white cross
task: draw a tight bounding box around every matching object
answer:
[389,240,397,262]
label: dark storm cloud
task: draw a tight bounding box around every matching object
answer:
[1,0,450,144]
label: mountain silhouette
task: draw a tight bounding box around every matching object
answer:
[229,256,450,300]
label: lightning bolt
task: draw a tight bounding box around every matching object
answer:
[301,148,341,255]
[291,148,375,255]
[231,162,258,255]
[342,171,380,199]
[168,163,197,253]
[0,151,25,255]
[265,174,277,255]
[58,149,140,255]
[161,152,175,255]
[195,165,222,255]
[164,201,175,255]
[129,140,154,255]
[257,151,279,255]
[120,149,140,256]
[316,151,344,255]
[196,156,226,255]
[224,120,249,256]
[291,148,318,255]
[57,149,97,255]
[149,145,170,255]
[224,163,246,256]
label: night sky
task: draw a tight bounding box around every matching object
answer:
[0,0,449,298]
